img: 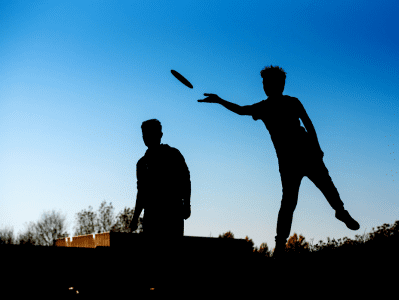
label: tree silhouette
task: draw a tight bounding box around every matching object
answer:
[96,200,115,233]
[34,210,69,246]
[74,205,98,236]
[110,206,143,233]
[245,235,257,252]
[0,226,15,245]
[218,231,235,239]
[74,201,142,235]
[17,221,37,246]
[15,210,69,246]
[257,242,272,258]
[285,232,310,256]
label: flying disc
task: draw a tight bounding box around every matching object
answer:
[171,70,193,89]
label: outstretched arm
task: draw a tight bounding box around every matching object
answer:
[198,93,252,116]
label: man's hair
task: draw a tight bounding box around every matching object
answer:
[141,119,162,133]
[260,65,286,81]
[260,65,286,94]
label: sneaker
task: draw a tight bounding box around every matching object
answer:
[335,209,360,230]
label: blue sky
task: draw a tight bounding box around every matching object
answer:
[1,0,398,250]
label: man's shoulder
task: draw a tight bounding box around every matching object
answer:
[250,99,267,106]
[163,145,184,159]
[249,96,301,110]
[283,95,302,104]
[137,155,146,166]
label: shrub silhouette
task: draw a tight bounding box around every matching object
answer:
[257,243,272,258]
[218,231,235,239]
[285,233,310,257]
[1,211,399,271]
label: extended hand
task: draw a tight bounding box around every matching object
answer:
[198,93,222,104]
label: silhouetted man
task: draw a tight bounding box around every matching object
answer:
[129,119,191,237]
[198,65,359,260]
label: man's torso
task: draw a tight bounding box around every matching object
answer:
[137,144,187,212]
[250,95,315,162]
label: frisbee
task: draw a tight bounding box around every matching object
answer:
[171,70,193,89]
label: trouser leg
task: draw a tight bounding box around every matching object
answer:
[306,160,345,211]
[144,216,184,291]
[275,170,303,243]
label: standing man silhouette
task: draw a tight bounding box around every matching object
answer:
[198,65,359,260]
[129,119,191,291]
[129,119,191,237]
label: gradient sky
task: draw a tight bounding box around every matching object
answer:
[1,0,398,250]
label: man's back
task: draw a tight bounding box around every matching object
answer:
[137,143,190,211]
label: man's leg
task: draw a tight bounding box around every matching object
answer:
[274,169,303,258]
[306,160,359,230]
[155,214,184,291]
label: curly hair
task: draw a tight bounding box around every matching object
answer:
[260,65,286,94]
[141,119,162,133]
[260,65,286,81]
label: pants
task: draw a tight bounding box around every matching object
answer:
[142,208,184,288]
[143,206,184,238]
[143,216,184,238]
[275,157,345,243]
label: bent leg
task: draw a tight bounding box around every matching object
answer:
[306,160,345,211]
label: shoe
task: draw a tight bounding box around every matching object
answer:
[335,209,360,230]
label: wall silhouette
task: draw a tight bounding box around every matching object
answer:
[55,232,110,248]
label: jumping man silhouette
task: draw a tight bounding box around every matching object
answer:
[198,65,359,260]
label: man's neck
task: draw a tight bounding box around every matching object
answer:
[147,143,162,150]
[267,93,283,99]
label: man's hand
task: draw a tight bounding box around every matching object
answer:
[183,204,191,220]
[129,220,138,232]
[198,93,222,104]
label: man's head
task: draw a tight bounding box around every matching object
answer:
[141,119,163,148]
[260,65,286,97]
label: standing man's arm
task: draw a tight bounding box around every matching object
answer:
[130,192,144,232]
[175,150,191,220]
[198,93,253,116]
[130,159,145,232]
[182,159,191,220]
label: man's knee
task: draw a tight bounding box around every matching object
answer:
[280,195,298,213]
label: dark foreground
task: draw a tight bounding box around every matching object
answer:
[3,232,396,298]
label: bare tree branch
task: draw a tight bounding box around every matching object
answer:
[96,200,115,233]
[74,205,97,236]
[111,206,143,234]
[0,226,16,245]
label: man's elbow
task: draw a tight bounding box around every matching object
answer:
[238,106,251,116]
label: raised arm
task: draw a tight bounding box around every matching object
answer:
[198,93,252,116]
